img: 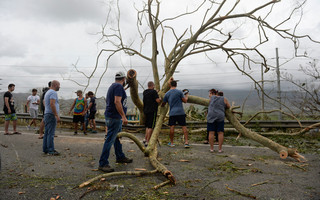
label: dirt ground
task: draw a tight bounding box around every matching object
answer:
[0,127,319,200]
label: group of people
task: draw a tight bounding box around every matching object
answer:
[141,79,230,153]
[2,71,230,172]
[68,90,98,135]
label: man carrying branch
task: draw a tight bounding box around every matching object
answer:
[162,80,190,148]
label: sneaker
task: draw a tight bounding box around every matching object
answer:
[167,142,175,147]
[116,157,133,163]
[144,142,148,147]
[26,125,30,130]
[143,139,146,144]
[47,150,60,156]
[74,131,78,135]
[87,128,92,132]
[91,130,98,134]
[98,165,114,173]
[184,143,190,148]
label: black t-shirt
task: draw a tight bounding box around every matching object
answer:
[90,97,97,112]
[40,88,49,114]
[143,89,159,114]
[3,91,15,114]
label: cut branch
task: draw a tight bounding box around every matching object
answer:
[187,95,306,162]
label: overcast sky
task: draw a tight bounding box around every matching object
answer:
[0,0,319,99]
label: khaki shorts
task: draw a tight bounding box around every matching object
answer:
[29,108,39,119]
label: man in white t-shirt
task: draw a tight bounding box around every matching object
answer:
[26,88,40,130]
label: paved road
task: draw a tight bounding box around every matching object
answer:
[0,128,319,200]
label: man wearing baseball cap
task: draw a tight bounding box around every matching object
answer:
[98,71,132,173]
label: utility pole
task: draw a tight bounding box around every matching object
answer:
[276,48,282,120]
[261,64,265,114]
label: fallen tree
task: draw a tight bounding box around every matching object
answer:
[78,0,317,189]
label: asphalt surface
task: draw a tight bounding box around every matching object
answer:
[0,127,319,200]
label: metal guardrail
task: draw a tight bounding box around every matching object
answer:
[1,113,318,129]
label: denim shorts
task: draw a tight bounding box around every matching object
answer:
[207,120,224,132]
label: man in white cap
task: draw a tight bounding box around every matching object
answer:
[98,71,132,173]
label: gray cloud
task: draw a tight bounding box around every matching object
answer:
[0,0,107,23]
[0,34,28,58]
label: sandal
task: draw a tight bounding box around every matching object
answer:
[13,132,22,135]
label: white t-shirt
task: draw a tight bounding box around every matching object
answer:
[27,95,40,110]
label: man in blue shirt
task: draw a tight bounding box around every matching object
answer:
[162,80,190,148]
[99,71,132,173]
[43,80,60,156]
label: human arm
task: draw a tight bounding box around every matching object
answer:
[224,97,231,109]
[26,99,30,112]
[68,99,76,115]
[82,99,87,116]
[87,102,92,111]
[4,97,11,114]
[50,99,60,121]
[114,96,128,125]
[161,93,168,107]
[36,97,40,105]
[182,93,189,103]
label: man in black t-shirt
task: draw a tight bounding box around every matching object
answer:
[38,81,51,139]
[143,81,161,146]
[3,83,21,135]
[87,91,98,133]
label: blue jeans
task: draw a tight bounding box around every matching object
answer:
[84,112,89,128]
[43,113,57,153]
[99,118,125,167]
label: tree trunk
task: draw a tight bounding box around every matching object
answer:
[127,69,145,124]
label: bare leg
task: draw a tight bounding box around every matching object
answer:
[74,123,78,133]
[39,119,44,137]
[146,128,153,142]
[13,120,17,132]
[144,128,148,142]
[92,119,96,130]
[30,119,37,127]
[209,131,215,151]
[82,123,86,132]
[169,126,175,143]
[218,132,224,151]
[182,126,189,144]
[5,121,10,133]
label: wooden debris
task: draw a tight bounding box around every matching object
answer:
[178,159,190,162]
[135,168,147,171]
[286,163,308,171]
[226,185,256,199]
[251,180,270,187]
[153,180,171,190]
